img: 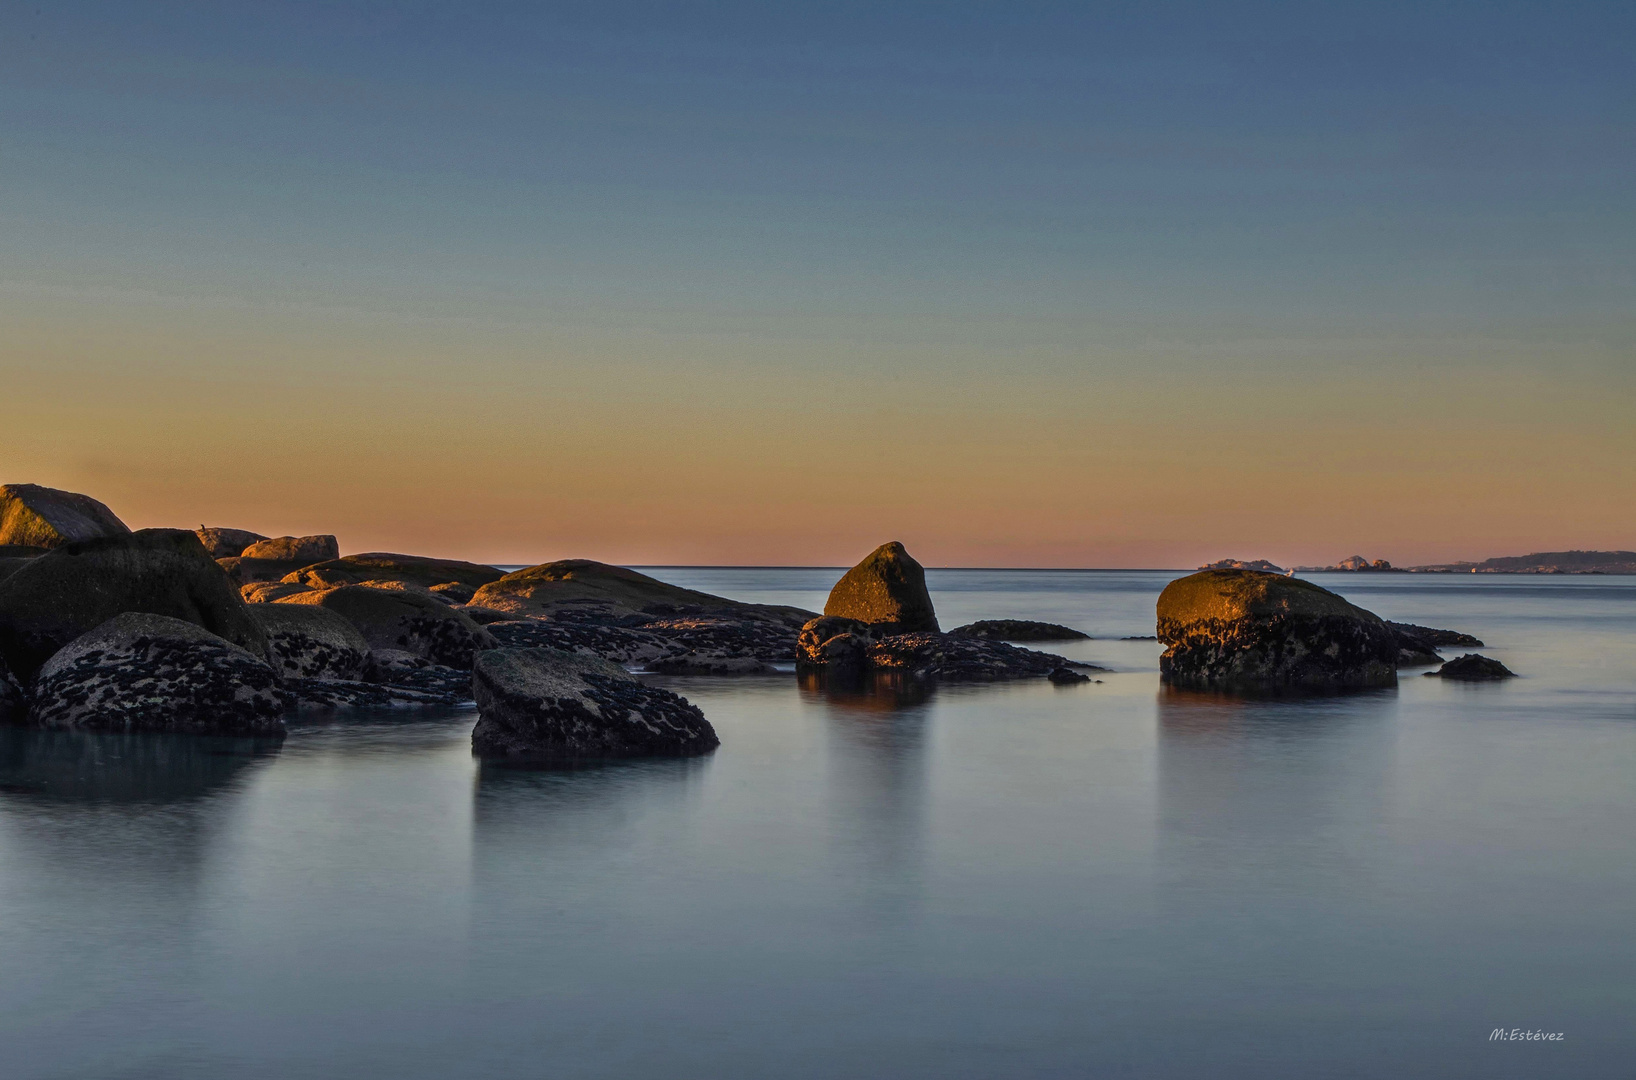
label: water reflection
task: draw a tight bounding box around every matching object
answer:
[796,669,933,712]
[0,727,283,805]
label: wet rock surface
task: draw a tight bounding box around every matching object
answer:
[0,484,130,549]
[249,603,373,681]
[471,647,718,762]
[823,541,940,633]
[1431,653,1516,680]
[948,619,1090,641]
[0,529,268,682]
[277,585,496,668]
[1157,569,1399,691]
[29,614,286,735]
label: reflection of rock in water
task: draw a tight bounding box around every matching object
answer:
[0,727,284,804]
[797,669,933,713]
[1154,685,1397,892]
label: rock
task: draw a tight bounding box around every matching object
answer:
[1200,558,1288,573]
[461,605,519,625]
[0,557,39,586]
[430,581,479,603]
[28,614,285,735]
[0,529,269,682]
[486,616,784,672]
[1049,666,1091,685]
[1156,569,1398,691]
[866,632,945,681]
[0,658,24,724]
[249,603,373,681]
[471,559,810,628]
[1430,654,1516,680]
[947,619,1089,641]
[1386,621,1484,648]
[823,541,940,633]
[0,484,130,549]
[0,545,50,559]
[648,655,774,675]
[194,527,269,559]
[284,553,504,591]
[796,616,882,673]
[218,555,311,585]
[926,636,1089,681]
[241,535,339,563]
[241,581,316,603]
[471,647,719,762]
[353,578,461,605]
[276,585,496,668]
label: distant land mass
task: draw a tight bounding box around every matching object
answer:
[1293,555,1400,573]
[1406,550,1636,574]
[1199,558,1289,574]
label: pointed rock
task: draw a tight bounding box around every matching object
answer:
[822,541,940,633]
[0,484,130,549]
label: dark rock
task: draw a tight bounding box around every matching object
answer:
[194,527,268,559]
[490,618,685,668]
[276,585,495,668]
[285,553,503,591]
[471,559,810,628]
[866,632,945,680]
[218,556,310,585]
[241,581,316,603]
[0,529,269,682]
[796,616,883,673]
[823,541,940,633]
[471,647,719,762]
[928,636,1090,682]
[1386,621,1484,648]
[799,615,1091,682]
[1156,569,1398,691]
[0,545,52,558]
[1049,666,1091,685]
[28,614,285,735]
[249,603,373,681]
[1121,635,1158,641]
[486,614,790,671]
[242,535,339,564]
[0,484,130,549]
[461,605,519,625]
[1430,654,1516,680]
[948,619,1089,641]
[430,581,479,603]
[0,657,24,724]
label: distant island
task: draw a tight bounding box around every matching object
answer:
[1206,551,1636,575]
[1198,558,1289,574]
[1293,556,1400,573]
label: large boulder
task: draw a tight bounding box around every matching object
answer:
[471,559,811,628]
[29,614,285,735]
[0,529,268,682]
[471,647,719,762]
[1156,570,1399,691]
[277,585,495,668]
[241,535,339,564]
[285,553,504,591]
[822,542,940,633]
[0,484,130,549]
[249,603,373,681]
[195,527,269,559]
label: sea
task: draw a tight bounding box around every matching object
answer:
[1,569,1632,1079]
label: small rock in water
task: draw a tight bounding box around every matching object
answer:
[1048,666,1091,685]
[823,542,941,633]
[1429,654,1516,680]
[471,647,719,763]
[29,613,286,735]
[948,619,1090,641]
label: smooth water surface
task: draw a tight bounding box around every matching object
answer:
[2,570,1633,1078]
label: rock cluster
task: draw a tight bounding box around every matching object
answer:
[471,647,718,762]
[1157,569,1399,691]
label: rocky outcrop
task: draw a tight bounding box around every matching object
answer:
[1386,622,1483,648]
[486,615,790,671]
[277,585,495,668]
[470,647,719,762]
[29,614,285,735]
[797,615,1092,683]
[249,603,373,681]
[823,541,940,633]
[1156,569,1399,691]
[947,619,1089,641]
[0,529,268,682]
[195,527,268,559]
[218,556,310,585]
[1431,654,1516,680]
[0,484,130,549]
[284,553,503,591]
[241,581,316,603]
[471,559,810,628]
[242,534,340,564]
[1049,667,1091,685]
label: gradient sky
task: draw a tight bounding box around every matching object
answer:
[3,1,1632,567]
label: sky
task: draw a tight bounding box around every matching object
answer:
[2,1,1632,567]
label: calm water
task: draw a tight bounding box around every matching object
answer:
[2,570,1633,1079]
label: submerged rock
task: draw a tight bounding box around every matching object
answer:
[947,619,1090,641]
[249,603,373,681]
[29,614,285,735]
[242,534,340,564]
[1431,654,1516,680]
[194,527,269,559]
[285,553,503,591]
[0,529,268,682]
[277,585,496,668]
[471,647,719,762]
[1156,569,1398,691]
[823,541,940,633]
[0,484,130,549]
